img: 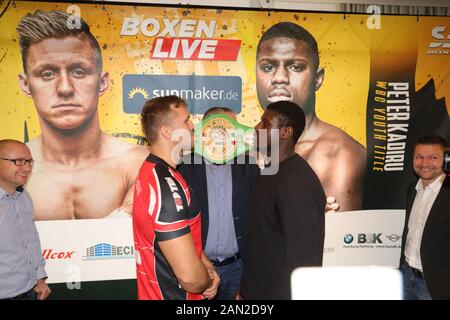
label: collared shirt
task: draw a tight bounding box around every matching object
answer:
[204,163,239,261]
[405,173,446,271]
[0,186,47,299]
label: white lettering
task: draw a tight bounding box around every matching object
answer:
[178,19,196,37]
[160,19,179,37]
[120,17,139,36]
[198,40,217,59]
[141,18,160,37]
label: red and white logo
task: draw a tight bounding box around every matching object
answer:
[150,37,241,61]
[165,177,184,212]
[42,249,75,260]
[120,17,241,61]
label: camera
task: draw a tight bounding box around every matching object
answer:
[445,150,450,174]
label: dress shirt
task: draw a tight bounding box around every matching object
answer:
[405,174,446,271]
[204,163,239,260]
[0,186,47,299]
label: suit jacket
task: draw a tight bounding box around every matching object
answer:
[178,153,259,260]
[400,175,450,299]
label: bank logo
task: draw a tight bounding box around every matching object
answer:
[344,234,354,244]
[427,26,450,55]
[123,75,242,114]
[83,243,135,260]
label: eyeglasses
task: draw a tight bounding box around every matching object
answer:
[0,158,34,166]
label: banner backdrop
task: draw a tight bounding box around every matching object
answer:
[35,210,404,284]
[1,1,449,293]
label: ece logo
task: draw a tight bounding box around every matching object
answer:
[83,243,135,260]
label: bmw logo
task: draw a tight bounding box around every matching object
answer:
[344,234,354,244]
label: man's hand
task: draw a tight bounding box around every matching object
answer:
[33,278,51,300]
[325,196,340,213]
[202,267,220,300]
[200,252,220,299]
[235,290,243,300]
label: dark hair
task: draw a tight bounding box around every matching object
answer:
[257,21,319,69]
[141,96,187,145]
[203,107,235,120]
[267,101,305,143]
[16,10,103,73]
[414,134,448,153]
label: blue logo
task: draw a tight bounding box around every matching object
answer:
[83,243,135,260]
[123,74,242,114]
[344,234,354,244]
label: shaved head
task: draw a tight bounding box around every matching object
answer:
[0,139,27,154]
[0,139,33,193]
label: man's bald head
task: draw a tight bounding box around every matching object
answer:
[0,139,28,154]
[0,139,32,162]
[0,139,33,193]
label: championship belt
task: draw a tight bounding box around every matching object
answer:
[194,114,255,164]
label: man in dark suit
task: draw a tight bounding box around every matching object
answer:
[240,101,326,300]
[178,107,259,300]
[400,134,450,300]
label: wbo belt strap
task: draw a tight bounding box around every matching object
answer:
[210,252,241,267]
